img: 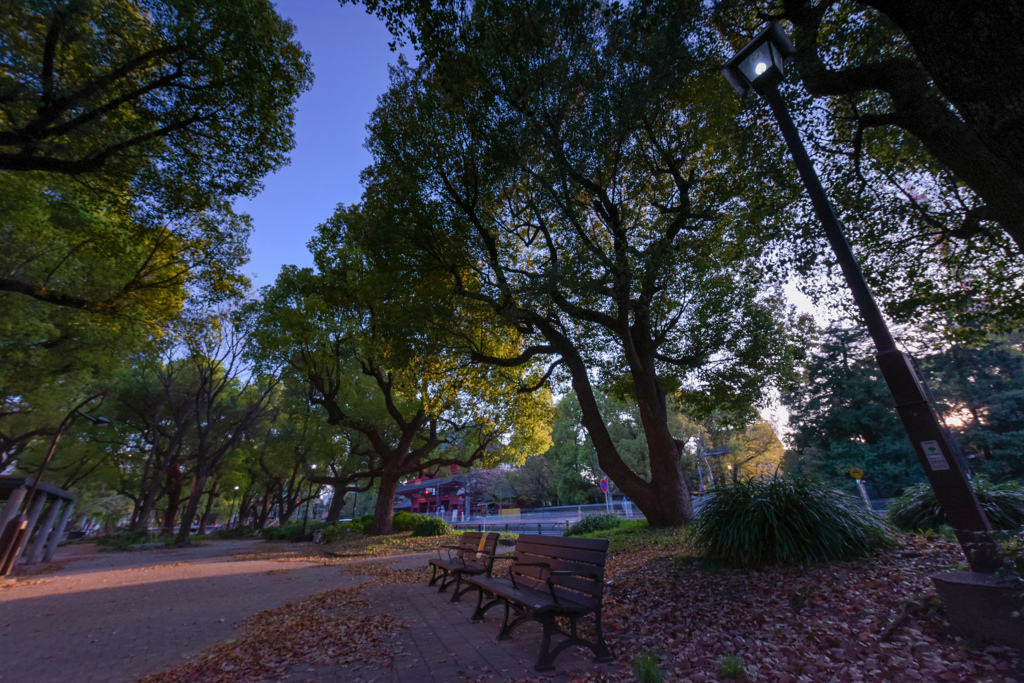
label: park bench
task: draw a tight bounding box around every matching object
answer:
[427,531,500,602]
[466,534,613,671]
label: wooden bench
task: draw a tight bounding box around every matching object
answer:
[466,534,613,671]
[427,531,500,602]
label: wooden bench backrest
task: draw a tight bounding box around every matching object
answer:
[457,531,500,569]
[510,534,609,604]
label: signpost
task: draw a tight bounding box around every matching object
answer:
[849,468,872,511]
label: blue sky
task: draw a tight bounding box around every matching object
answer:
[234,1,398,290]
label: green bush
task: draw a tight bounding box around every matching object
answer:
[262,520,325,542]
[888,477,1024,531]
[319,522,366,544]
[693,476,892,567]
[96,530,176,550]
[207,525,256,540]
[413,516,453,537]
[566,513,623,537]
[391,510,422,533]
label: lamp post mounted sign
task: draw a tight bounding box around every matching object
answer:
[722,22,1000,573]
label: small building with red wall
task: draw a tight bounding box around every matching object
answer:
[393,467,467,519]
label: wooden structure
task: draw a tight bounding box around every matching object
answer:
[427,531,500,602]
[466,534,613,671]
[0,476,75,575]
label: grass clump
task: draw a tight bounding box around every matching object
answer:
[693,476,892,567]
[888,477,1024,531]
[719,654,745,679]
[633,651,664,683]
[566,513,623,536]
[413,516,453,537]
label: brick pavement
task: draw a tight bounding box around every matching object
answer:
[287,575,620,682]
[0,540,621,683]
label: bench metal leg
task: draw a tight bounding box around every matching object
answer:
[428,564,445,586]
[532,613,614,672]
[471,587,503,623]
[534,613,559,671]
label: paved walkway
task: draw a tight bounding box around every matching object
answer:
[0,540,367,683]
[0,540,619,682]
[287,579,618,682]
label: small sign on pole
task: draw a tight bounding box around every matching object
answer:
[600,479,609,493]
[849,467,864,480]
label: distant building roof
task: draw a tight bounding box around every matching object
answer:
[395,474,465,495]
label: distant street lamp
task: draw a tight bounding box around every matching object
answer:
[0,395,110,575]
[227,485,240,529]
[722,22,1001,572]
[301,464,317,540]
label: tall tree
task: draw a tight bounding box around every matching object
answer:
[244,233,552,534]
[355,0,801,525]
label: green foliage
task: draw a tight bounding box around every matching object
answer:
[354,0,802,526]
[262,521,325,542]
[719,654,745,680]
[207,526,256,540]
[566,513,623,537]
[784,328,1024,495]
[391,511,423,534]
[413,516,453,537]
[96,530,175,551]
[633,651,664,683]
[693,476,892,567]
[888,478,1024,532]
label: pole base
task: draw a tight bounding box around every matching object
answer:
[932,571,1024,649]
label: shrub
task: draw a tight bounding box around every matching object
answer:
[207,525,256,540]
[413,516,453,537]
[888,477,1024,531]
[566,513,623,537]
[262,520,324,542]
[320,521,368,544]
[634,651,664,683]
[391,511,421,533]
[693,476,892,567]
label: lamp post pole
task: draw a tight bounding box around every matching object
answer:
[301,464,317,540]
[723,22,1001,573]
[227,485,240,529]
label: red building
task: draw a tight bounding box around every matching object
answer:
[394,471,467,519]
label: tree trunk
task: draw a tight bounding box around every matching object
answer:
[567,350,692,527]
[175,473,207,547]
[161,471,183,536]
[198,483,217,535]
[256,491,272,529]
[326,489,346,523]
[370,476,398,535]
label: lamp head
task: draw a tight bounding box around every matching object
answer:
[311,463,317,470]
[722,21,796,97]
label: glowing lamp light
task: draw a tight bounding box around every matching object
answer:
[721,22,795,98]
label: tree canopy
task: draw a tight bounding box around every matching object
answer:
[351,0,803,525]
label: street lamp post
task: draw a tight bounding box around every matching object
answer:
[301,464,317,540]
[0,395,110,575]
[227,485,240,529]
[723,22,1001,573]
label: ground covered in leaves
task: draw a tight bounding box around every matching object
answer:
[593,531,1022,682]
[144,531,1023,683]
